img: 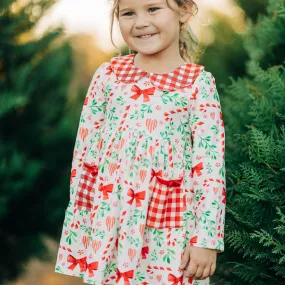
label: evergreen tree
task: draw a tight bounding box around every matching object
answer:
[213,0,285,284]
[0,0,73,282]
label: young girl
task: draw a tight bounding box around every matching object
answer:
[54,0,226,284]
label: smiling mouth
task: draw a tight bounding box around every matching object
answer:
[136,33,157,39]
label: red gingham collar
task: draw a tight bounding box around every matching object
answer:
[109,53,205,91]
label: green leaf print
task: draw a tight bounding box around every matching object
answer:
[75,139,80,149]
[198,238,208,248]
[210,124,219,135]
[126,236,141,247]
[140,156,151,168]
[55,266,64,273]
[161,91,181,106]
[104,261,117,276]
[116,95,127,105]
[200,86,210,100]
[177,120,189,135]
[93,228,106,239]
[135,271,146,282]
[198,210,216,237]
[97,201,111,218]
[180,96,188,107]
[90,99,106,114]
[194,188,203,202]
[108,106,119,122]
[205,162,214,175]
[63,210,73,227]
[151,228,165,247]
[184,210,195,221]
[130,109,140,120]
[219,161,226,177]
[80,112,87,124]
[86,279,98,284]
[80,224,91,236]
[216,240,223,250]
[126,209,145,227]
[190,113,199,126]
[134,209,146,222]
[140,104,153,117]
[151,248,158,262]
[197,134,219,160]
[79,209,89,216]
[104,84,112,97]
[212,200,221,210]
[213,88,220,102]
[162,249,176,264]
[66,230,77,245]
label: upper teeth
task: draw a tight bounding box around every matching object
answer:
[139,34,153,38]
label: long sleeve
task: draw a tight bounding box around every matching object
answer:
[69,62,108,203]
[188,70,226,253]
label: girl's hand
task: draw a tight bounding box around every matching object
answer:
[180,246,217,280]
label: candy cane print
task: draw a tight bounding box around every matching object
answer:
[105,105,131,157]
[147,265,173,272]
[168,141,173,168]
[164,107,188,121]
[101,236,114,262]
[59,245,72,252]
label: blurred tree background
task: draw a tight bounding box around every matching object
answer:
[0,0,284,284]
[212,0,285,283]
[0,0,110,283]
[0,0,73,281]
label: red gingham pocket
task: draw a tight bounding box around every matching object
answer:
[146,168,186,229]
[75,162,99,211]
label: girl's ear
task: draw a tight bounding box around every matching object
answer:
[180,12,192,25]
[179,3,193,24]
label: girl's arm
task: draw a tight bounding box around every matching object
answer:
[69,62,107,203]
[188,70,226,253]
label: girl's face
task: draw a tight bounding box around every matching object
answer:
[118,0,190,56]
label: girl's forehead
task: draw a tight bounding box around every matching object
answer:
[119,0,169,8]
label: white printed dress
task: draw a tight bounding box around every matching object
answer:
[54,53,226,285]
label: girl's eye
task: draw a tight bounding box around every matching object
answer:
[123,12,133,16]
[122,7,160,16]
[149,7,160,13]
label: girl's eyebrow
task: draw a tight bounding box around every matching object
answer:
[119,2,164,13]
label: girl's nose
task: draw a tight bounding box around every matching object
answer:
[134,16,150,29]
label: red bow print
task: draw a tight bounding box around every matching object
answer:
[150,169,163,182]
[130,85,155,102]
[141,246,149,259]
[191,162,203,177]
[189,87,199,100]
[189,235,197,246]
[116,269,134,285]
[83,162,98,177]
[127,188,146,207]
[98,183,114,200]
[168,273,183,285]
[86,261,99,277]
[67,254,87,272]
[150,168,183,187]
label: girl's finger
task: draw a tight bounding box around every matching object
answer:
[200,265,211,280]
[193,264,204,279]
[210,261,216,276]
[185,258,197,278]
[180,248,190,269]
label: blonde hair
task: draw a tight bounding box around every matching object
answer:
[108,0,199,63]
